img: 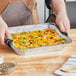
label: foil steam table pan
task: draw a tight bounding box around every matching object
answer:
[6,23,72,56]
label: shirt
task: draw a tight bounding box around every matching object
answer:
[45,0,51,9]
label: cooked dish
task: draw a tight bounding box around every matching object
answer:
[11,29,66,49]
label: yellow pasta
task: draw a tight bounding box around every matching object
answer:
[11,29,66,49]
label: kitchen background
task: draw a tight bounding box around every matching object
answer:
[36,0,76,28]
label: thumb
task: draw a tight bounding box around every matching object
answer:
[0,33,5,45]
[5,28,10,39]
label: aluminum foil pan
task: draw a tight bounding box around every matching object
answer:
[6,23,72,56]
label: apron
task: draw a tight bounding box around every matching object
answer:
[1,1,32,27]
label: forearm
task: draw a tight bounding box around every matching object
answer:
[50,0,67,15]
[0,16,6,25]
[0,15,10,45]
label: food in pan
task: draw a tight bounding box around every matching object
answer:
[11,29,66,49]
[60,65,76,73]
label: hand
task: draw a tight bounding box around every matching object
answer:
[56,13,70,32]
[0,17,10,45]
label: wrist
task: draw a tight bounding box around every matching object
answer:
[56,10,67,17]
[0,15,7,26]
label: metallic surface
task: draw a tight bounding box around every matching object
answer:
[8,23,72,56]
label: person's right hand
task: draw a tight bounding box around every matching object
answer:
[0,16,10,45]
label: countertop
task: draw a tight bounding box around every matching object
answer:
[0,29,76,76]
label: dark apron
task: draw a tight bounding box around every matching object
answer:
[1,1,32,27]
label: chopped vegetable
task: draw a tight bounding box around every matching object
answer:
[11,29,66,49]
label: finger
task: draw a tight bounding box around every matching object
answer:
[67,20,70,29]
[67,23,70,29]
[64,22,70,32]
[67,29,70,35]
[58,22,66,32]
[5,28,10,38]
[0,33,5,45]
[64,25,70,35]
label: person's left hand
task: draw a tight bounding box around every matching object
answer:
[56,13,70,32]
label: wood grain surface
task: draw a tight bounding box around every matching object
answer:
[0,29,76,76]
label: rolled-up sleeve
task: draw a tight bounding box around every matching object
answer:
[45,0,51,9]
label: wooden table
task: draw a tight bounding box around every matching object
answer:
[0,29,76,76]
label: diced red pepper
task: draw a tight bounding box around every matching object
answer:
[50,37,54,39]
[40,35,44,38]
[11,34,13,36]
[45,29,50,32]
[38,30,41,32]
[35,37,38,38]
[55,40,57,43]
[30,42,33,44]
[45,33,47,35]
[14,37,17,39]
[20,33,22,35]
[52,32,55,34]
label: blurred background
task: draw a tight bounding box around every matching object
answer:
[36,0,76,28]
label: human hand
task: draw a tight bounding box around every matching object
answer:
[56,13,70,32]
[0,17,10,45]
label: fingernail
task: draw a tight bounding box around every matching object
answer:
[60,25,65,32]
[61,28,65,32]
